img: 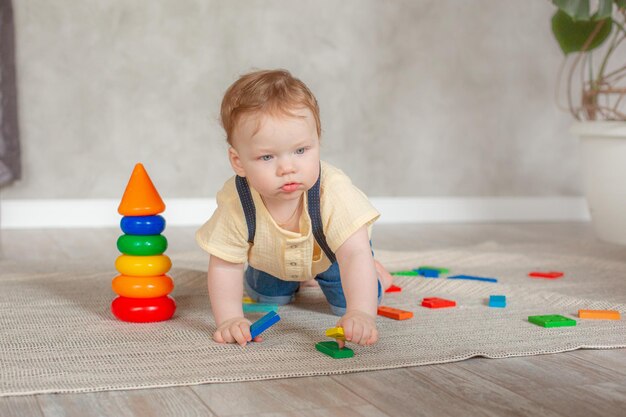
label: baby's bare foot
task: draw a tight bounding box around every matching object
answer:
[374,259,394,290]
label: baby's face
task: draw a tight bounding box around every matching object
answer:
[229,107,320,205]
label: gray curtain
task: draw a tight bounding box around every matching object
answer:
[0,0,20,188]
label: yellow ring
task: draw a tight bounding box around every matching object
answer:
[115,254,171,276]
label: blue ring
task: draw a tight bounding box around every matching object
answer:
[120,215,166,235]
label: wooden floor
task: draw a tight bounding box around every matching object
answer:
[1,223,625,417]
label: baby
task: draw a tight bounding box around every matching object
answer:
[196,69,393,347]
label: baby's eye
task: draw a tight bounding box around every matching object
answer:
[260,155,273,161]
[295,147,306,155]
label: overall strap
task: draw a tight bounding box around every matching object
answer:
[235,175,256,243]
[234,168,337,264]
[307,169,337,264]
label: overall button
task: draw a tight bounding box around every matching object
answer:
[290,262,297,266]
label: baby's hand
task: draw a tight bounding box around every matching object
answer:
[213,317,262,346]
[336,310,378,347]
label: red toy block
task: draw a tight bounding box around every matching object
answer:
[385,285,402,293]
[421,297,456,308]
[377,306,413,320]
[529,271,564,279]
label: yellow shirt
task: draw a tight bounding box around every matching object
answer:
[195,161,380,282]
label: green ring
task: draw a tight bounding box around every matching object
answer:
[117,234,168,256]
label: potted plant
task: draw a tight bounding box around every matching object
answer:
[551,0,626,244]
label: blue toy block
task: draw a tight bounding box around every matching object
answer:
[243,303,279,313]
[250,311,281,339]
[489,295,506,308]
[415,268,440,278]
[448,274,498,283]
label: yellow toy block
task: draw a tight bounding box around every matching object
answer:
[242,297,256,304]
[325,327,346,341]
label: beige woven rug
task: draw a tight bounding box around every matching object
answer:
[1,243,625,397]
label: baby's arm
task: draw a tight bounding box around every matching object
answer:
[335,226,379,347]
[207,255,256,346]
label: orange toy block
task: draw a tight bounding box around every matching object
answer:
[118,163,166,216]
[578,309,621,320]
[377,306,413,320]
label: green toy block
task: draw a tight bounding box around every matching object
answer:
[528,314,576,328]
[391,270,419,276]
[315,341,354,359]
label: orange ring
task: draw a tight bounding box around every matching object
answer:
[112,274,174,298]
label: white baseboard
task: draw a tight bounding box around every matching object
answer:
[0,197,590,229]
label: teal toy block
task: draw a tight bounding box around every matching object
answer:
[489,295,506,308]
[250,311,281,338]
[243,303,279,313]
[528,314,576,328]
[315,341,354,359]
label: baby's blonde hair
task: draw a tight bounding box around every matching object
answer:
[220,69,321,145]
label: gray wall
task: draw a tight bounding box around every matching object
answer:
[4,0,580,199]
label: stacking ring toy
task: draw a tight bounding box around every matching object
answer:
[115,254,171,276]
[111,295,176,322]
[117,234,168,256]
[112,274,174,298]
[120,215,166,235]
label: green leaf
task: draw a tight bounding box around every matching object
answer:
[551,10,613,54]
[616,0,626,10]
[553,0,590,20]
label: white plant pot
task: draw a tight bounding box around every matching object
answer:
[571,121,626,245]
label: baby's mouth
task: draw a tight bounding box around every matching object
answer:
[281,183,300,192]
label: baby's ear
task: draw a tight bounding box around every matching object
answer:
[228,146,246,177]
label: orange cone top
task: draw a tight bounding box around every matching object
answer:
[118,163,166,216]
